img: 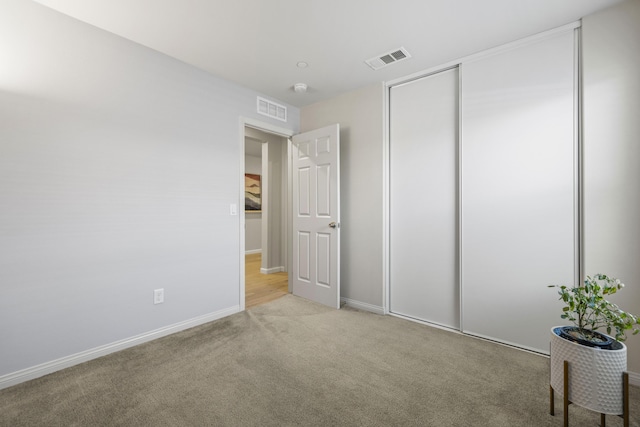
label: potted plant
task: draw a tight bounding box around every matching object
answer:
[548,274,639,424]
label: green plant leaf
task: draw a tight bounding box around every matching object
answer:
[549,274,640,343]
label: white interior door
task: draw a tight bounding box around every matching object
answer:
[292,124,340,308]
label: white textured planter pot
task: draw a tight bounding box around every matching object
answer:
[550,327,627,415]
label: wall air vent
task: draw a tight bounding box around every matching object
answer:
[257,96,287,122]
[365,47,412,71]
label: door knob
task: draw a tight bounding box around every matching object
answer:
[329,222,338,229]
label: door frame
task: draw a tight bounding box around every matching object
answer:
[239,117,294,311]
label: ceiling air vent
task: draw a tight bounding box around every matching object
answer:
[365,47,411,71]
[257,96,287,122]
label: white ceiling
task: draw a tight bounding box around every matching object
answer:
[34,0,624,108]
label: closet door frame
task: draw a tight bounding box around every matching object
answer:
[384,21,581,354]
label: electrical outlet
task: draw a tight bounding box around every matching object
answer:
[154,288,164,305]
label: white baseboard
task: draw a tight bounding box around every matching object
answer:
[0,305,240,391]
[341,297,385,315]
[260,266,284,274]
[245,249,262,255]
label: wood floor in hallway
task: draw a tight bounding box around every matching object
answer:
[245,253,289,309]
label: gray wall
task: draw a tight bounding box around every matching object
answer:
[583,0,640,376]
[0,0,298,382]
[301,83,385,311]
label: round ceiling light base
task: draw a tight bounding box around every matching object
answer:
[294,83,308,93]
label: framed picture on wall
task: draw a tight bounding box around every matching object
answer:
[245,173,261,211]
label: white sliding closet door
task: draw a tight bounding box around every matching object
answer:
[461,31,576,353]
[390,68,459,329]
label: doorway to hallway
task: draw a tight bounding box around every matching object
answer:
[240,118,341,310]
[244,124,290,309]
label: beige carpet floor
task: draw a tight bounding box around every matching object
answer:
[0,294,638,426]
